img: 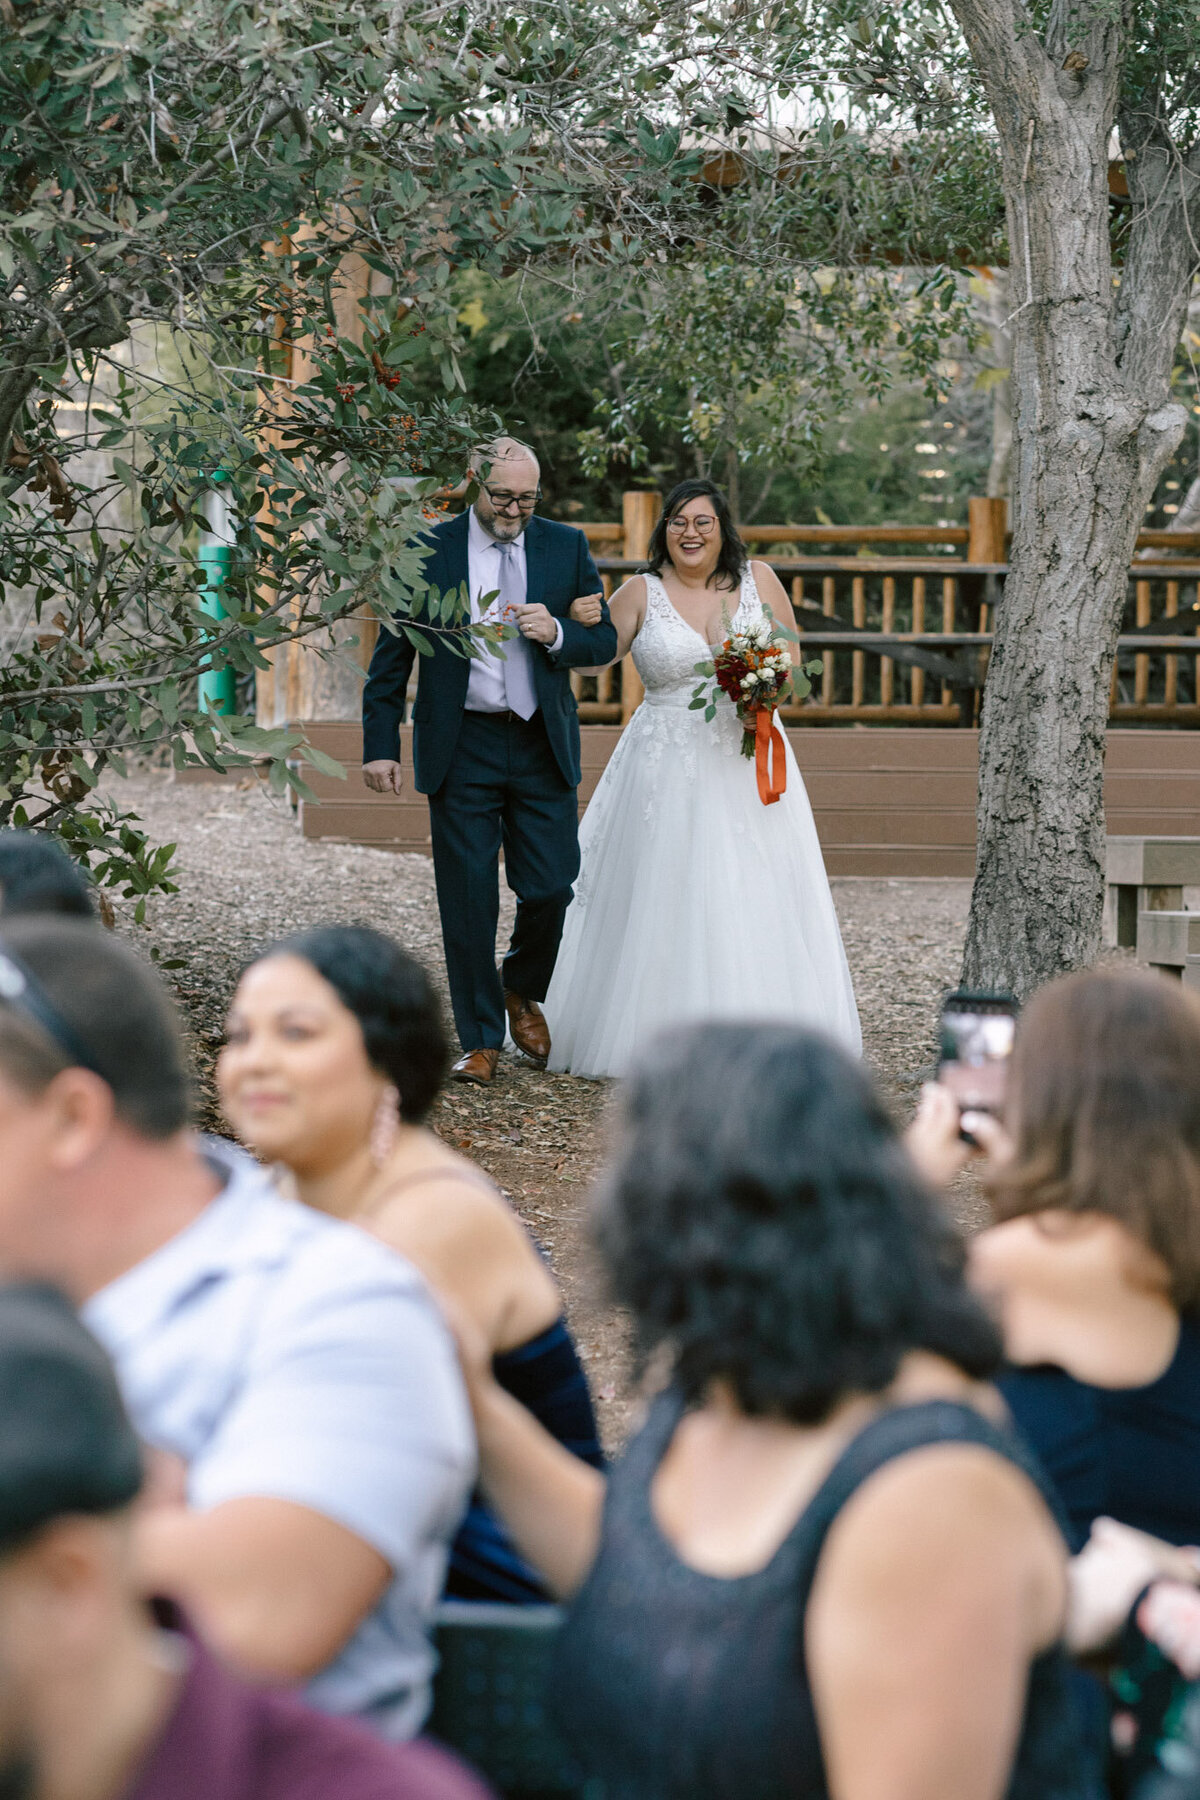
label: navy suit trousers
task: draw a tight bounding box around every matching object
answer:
[428,710,580,1051]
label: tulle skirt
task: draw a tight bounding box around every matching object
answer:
[544,694,861,1079]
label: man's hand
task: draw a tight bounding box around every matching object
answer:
[363,759,403,795]
[513,603,560,645]
[569,592,605,627]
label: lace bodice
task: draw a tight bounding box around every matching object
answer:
[632,568,763,700]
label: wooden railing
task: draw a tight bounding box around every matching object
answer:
[570,539,1200,728]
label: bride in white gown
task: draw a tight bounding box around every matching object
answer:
[544,479,861,1078]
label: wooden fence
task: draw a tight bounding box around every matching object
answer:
[573,504,1200,728]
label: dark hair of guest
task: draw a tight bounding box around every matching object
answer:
[593,1023,1001,1423]
[265,925,448,1124]
[989,968,1200,1307]
[646,479,747,590]
[0,831,94,919]
[0,917,190,1137]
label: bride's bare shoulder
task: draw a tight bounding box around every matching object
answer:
[611,572,649,614]
[749,558,788,596]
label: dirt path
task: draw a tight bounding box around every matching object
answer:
[104,770,976,1445]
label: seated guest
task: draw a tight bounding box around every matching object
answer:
[1062,1518,1200,1796]
[0,1281,492,1800]
[454,1024,1091,1800]
[0,917,474,1738]
[217,925,603,1603]
[0,828,93,917]
[910,968,1200,1553]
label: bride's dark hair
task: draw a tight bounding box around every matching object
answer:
[646,479,748,590]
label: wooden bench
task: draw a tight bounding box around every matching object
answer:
[1106,837,1200,948]
[1134,909,1200,987]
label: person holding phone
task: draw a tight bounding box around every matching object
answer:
[936,989,1019,1141]
[909,967,1200,1556]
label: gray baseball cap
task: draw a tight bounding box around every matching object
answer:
[0,1284,142,1553]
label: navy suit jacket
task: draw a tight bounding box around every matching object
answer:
[361,511,617,795]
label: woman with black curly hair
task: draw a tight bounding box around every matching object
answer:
[543,478,859,1078]
[216,924,602,1605]
[459,1023,1090,1800]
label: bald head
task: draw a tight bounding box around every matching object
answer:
[471,437,540,483]
[471,437,541,542]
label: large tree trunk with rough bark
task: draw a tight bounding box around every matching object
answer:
[949,0,1198,996]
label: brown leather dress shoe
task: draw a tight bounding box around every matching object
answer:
[450,1048,500,1085]
[504,991,551,1066]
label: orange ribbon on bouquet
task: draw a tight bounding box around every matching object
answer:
[754,707,787,806]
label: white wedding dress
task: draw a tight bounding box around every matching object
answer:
[544,566,861,1077]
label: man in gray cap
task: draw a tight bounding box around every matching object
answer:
[0,1282,491,1800]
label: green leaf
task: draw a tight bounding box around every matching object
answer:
[299,745,347,779]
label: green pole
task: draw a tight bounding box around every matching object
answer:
[198,479,237,714]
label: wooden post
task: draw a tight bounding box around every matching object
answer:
[256,233,376,729]
[1135,578,1151,706]
[911,576,926,707]
[851,574,866,709]
[967,495,1008,565]
[620,490,661,722]
[880,575,895,706]
[1166,580,1179,710]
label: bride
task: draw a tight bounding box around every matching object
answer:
[544,478,861,1078]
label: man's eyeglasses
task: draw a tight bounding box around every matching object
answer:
[666,514,718,536]
[0,946,102,1073]
[481,485,541,515]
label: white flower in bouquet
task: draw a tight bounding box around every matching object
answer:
[742,670,761,688]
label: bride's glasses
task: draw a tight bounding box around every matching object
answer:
[666,515,717,535]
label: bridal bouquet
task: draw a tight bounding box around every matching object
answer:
[690,613,821,806]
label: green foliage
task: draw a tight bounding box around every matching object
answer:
[576,258,980,490]
[392,270,992,526]
[0,0,789,892]
[10,0,1194,910]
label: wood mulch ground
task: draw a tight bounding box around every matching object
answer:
[103,769,978,1447]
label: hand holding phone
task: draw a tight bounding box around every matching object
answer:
[938,989,1019,1143]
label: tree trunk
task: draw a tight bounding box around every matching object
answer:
[979,272,1012,499]
[949,0,1193,995]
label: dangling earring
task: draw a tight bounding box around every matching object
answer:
[369,1085,401,1168]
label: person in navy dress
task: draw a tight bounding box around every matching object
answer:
[362,439,616,1085]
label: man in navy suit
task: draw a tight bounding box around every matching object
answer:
[362,439,617,1085]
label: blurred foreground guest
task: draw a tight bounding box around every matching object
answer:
[218,925,602,1604]
[0,1282,492,1800]
[457,1025,1092,1800]
[1063,1519,1200,1799]
[0,830,93,918]
[0,918,474,1738]
[909,968,1200,1553]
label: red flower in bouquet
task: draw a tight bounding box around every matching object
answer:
[691,611,821,805]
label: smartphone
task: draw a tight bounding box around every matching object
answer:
[937,989,1019,1120]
